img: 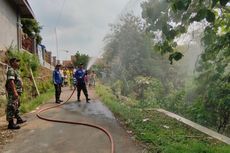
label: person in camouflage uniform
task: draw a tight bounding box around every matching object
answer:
[5,58,26,130]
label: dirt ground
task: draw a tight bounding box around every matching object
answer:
[0,117,18,151]
[0,65,53,151]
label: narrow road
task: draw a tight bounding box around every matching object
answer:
[1,87,143,153]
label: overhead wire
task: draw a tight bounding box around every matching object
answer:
[54,0,67,60]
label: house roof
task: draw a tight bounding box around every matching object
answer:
[10,0,35,19]
[63,60,74,68]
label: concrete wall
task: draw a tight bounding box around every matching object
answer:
[0,0,18,50]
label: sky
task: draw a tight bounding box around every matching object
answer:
[27,0,143,61]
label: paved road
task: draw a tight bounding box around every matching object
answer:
[1,87,143,153]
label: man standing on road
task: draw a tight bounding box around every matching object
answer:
[5,58,26,130]
[74,63,90,103]
[53,64,63,104]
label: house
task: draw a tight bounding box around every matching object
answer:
[63,60,74,68]
[0,0,56,70]
[0,0,35,51]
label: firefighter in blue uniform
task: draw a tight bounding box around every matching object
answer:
[74,63,90,103]
[53,64,63,103]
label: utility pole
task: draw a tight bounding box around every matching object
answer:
[55,27,59,63]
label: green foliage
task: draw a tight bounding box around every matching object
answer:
[155,41,174,54]
[96,84,229,153]
[111,80,122,97]
[141,0,169,31]
[220,0,229,6]
[7,48,40,72]
[73,51,89,67]
[134,76,164,101]
[142,0,229,62]
[171,0,191,12]
[20,88,54,113]
[163,141,230,153]
[168,52,183,64]
[21,18,42,44]
[37,80,53,94]
[104,14,153,80]
[142,0,230,134]
[161,90,187,114]
[206,10,216,23]
[102,13,180,98]
[190,9,216,23]
[6,49,53,114]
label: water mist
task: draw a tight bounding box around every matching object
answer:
[87,57,98,70]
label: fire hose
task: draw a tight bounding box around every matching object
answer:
[36,87,115,153]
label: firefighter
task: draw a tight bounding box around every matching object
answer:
[74,63,90,103]
[53,64,63,103]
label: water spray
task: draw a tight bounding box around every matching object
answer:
[87,57,98,70]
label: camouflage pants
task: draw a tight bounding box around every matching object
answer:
[6,94,20,121]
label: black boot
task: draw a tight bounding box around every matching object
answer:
[55,95,60,103]
[8,120,20,130]
[86,98,91,103]
[56,98,61,103]
[77,96,81,102]
[16,116,27,124]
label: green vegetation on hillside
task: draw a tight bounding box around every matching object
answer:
[96,84,230,153]
[1,48,54,114]
[97,0,230,137]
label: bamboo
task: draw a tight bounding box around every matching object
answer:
[30,68,40,96]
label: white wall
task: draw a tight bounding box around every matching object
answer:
[0,0,18,50]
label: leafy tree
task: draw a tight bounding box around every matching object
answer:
[171,0,229,133]
[103,13,181,97]
[103,14,158,95]
[141,0,230,133]
[21,18,42,44]
[73,51,89,68]
[103,14,153,94]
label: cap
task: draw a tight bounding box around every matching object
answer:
[9,58,20,64]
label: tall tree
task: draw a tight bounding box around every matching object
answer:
[103,14,179,96]
[73,51,89,68]
[142,0,230,133]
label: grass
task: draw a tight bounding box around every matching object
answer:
[20,88,54,113]
[95,84,230,153]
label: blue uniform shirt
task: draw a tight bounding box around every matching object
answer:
[74,68,86,85]
[53,69,62,84]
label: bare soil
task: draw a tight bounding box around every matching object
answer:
[0,117,18,151]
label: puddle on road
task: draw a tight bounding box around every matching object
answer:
[62,100,115,120]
